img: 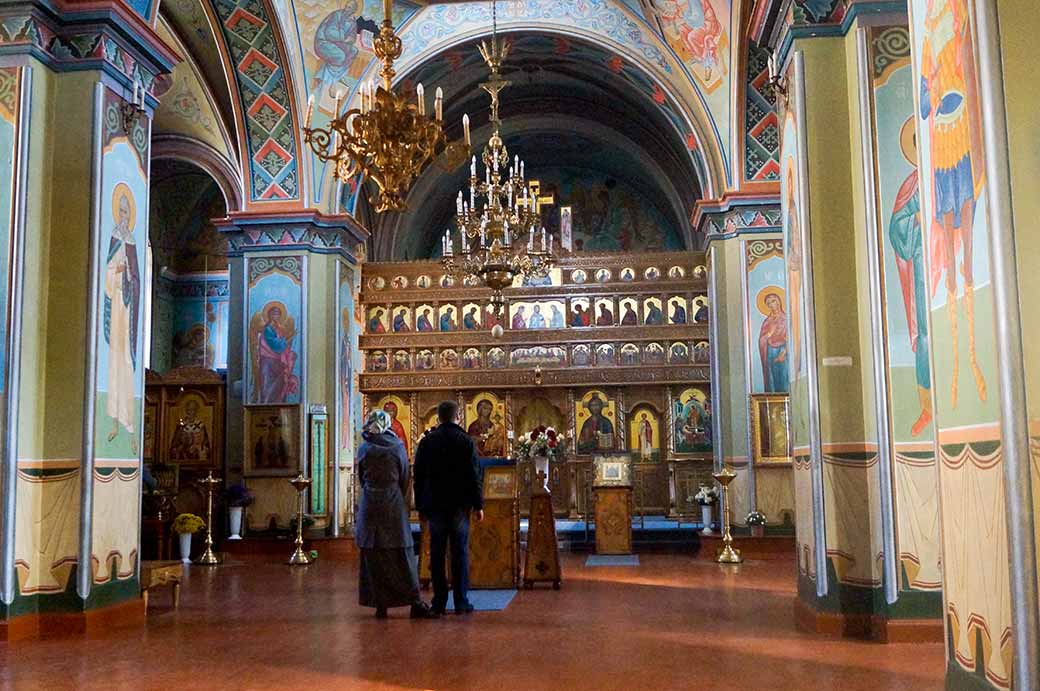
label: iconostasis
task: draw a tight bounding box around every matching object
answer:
[359,251,716,517]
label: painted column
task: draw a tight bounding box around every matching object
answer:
[905,0,1040,686]
[0,0,176,637]
[217,212,368,534]
[780,24,902,635]
[699,200,788,531]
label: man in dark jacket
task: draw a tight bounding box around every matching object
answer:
[413,400,484,615]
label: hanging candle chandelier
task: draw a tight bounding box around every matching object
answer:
[440,1,556,316]
[302,0,469,212]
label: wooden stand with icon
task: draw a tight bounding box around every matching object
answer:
[592,454,633,555]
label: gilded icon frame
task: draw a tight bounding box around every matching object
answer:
[749,393,792,464]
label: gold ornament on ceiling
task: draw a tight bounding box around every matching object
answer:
[301,0,469,213]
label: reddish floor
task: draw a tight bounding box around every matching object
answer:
[0,553,944,690]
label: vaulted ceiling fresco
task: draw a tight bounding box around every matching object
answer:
[366,31,700,259]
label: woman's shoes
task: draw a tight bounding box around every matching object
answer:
[410,602,439,619]
[375,607,388,619]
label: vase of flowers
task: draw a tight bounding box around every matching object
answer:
[223,482,255,540]
[746,510,767,538]
[693,485,718,535]
[173,513,205,563]
[515,426,567,495]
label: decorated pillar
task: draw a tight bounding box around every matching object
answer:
[0,0,176,638]
[216,212,368,534]
[698,198,786,531]
[903,0,1039,685]
[757,3,944,642]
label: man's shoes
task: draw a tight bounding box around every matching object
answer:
[410,603,439,619]
[375,607,388,619]
[454,602,475,615]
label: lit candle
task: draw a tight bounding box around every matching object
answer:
[471,155,477,178]
[507,182,513,209]
[463,114,470,146]
[486,165,490,186]
[541,227,547,251]
[305,95,315,128]
[457,191,464,216]
[417,82,425,115]
[435,87,443,121]
[520,161,525,179]
[528,227,534,251]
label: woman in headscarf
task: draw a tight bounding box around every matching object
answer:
[356,410,435,619]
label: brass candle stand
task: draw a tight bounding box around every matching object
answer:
[712,467,743,564]
[195,471,222,566]
[288,474,312,565]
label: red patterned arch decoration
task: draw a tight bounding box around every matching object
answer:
[207,0,302,204]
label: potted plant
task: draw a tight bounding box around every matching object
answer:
[515,426,567,494]
[223,482,255,540]
[746,510,767,538]
[693,485,718,536]
[172,513,205,563]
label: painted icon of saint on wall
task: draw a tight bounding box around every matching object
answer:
[380,397,410,456]
[890,117,931,435]
[919,0,986,407]
[757,288,788,393]
[168,395,212,463]
[249,301,300,404]
[103,183,141,451]
[576,391,616,454]
[466,394,507,458]
[674,387,712,453]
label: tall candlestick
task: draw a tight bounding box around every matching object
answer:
[416,82,425,115]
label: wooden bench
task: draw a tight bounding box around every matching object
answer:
[141,561,182,610]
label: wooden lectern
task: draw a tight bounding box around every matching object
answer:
[593,455,633,555]
[419,465,519,590]
[523,466,562,589]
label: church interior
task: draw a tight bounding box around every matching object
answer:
[0,0,1037,689]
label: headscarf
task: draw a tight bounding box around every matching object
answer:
[363,409,392,436]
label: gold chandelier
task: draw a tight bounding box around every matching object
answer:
[441,1,555,315]
[302,0,469,213]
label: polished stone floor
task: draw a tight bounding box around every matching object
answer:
[0,553,944,690]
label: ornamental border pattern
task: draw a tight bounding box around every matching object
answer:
[210,0,299,202]
[744,43,780,182]
[0,10,170,87]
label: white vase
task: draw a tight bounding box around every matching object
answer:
[178,532,192,563]
[228,506,244,540]
[700,505,713,535]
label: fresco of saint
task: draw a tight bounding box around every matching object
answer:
[890,118,931,435]
[250,302,300,404]
[757,289,789,393]
[104,183,141,450]
[919,0,987,407]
